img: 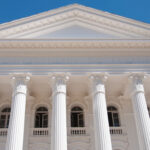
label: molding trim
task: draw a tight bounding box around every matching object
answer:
[0,64,149,75]
[0,40,150,49]
[0,5,150,38]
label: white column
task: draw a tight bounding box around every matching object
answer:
[130,73,150,150]
[5,74,30,150]
[90,73,112,150]
[51,74,69,150]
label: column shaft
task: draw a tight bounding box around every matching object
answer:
[130,74,150,150]
[5,75,30,150]
[51,75,68,150]
[91,74,112,150]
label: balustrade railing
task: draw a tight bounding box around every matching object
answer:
[0,129,7,136]
[32,128,49,136]
[70,127,86,136]
[110,127,124,135]
[0,127,125,137]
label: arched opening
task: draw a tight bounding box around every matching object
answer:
[107,106,120,127]
[0,107,11,128]
[71,106,84,127]
[34,107,48,128]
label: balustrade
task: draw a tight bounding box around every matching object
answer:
[110,127,124,135]
[0,127,125,137]
[31,128,49,136]
[0,129,7,136]
[69,127,86,136]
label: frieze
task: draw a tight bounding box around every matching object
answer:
[0,40,150,49]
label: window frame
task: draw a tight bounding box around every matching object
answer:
[0,107,11,128]
[71,106,85,127]
[107,106,120,127]
[34,107,48,128]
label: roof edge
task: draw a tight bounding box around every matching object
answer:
[0,4,149,30]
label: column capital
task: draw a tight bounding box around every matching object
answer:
[129,73,147,96]
[10,73,31,95]
[90,73,109,83]
[129,72,147,82]
[51,73,69,83]
[89,73,109,95]
[11,73,31,84]
[49,73,70,94]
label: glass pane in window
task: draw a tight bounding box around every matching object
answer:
[6,115,10,128]
[79,113,84,127]
[108,112,113,127]
[71,113,78,127]
[0,120,5,128]
[35,115,40,128]
[113,113,119,126]
[114,118,119,126]
[107,106,117,111]
[1,115,6,120]
[2,108,11,112]
[37,107,48,112]
[43,114,48,128]
[72,107,82,111]
[113,113,118,118]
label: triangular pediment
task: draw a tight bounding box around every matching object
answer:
[0,4,150,39]
[27,25,122,39]
[14,22,131,39]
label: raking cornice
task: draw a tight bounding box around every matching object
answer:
[0,4,150,38]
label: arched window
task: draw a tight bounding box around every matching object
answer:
[35,107,48,128]
[71,106,84,127]
[107,106,120,127]
[0,107,11,128]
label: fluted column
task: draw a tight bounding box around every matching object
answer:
[5,74,30,150]
[90,73,112,150]
[51,74,69,150]
[130,73,150,150]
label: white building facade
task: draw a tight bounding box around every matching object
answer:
[0,4,150,150]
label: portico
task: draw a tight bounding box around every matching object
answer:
[0,72,148,150]
[0,4,150,150]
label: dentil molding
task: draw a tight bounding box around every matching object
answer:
[0,5,150,38]
[0,40,150,49]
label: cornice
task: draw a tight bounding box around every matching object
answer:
[0,64,149,75]
[0,6,150,38]
[0,39,150,49]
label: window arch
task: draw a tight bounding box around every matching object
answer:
[107,106,120,127]
[0,107,11,128]
[35,107,48,128]
[71,106,84,127]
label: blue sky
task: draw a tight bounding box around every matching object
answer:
[0,0,150,24]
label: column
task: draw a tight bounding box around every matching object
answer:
[51,74,69,150]
[90,73,112,150]
[130,73,150,150]
[5,74,30,150]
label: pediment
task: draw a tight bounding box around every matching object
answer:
[25,25,122,39]
[0,4,150,39]
[13,23,131,39]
